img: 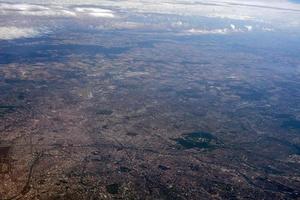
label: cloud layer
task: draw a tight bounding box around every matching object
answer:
[0,0,298,40]
[1,1,300,27]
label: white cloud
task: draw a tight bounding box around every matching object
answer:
[0,3,76,17]
[186,24,279,35]
[18,10,76,16]
[262,27,274,32]
[74,7,115,18]
[186,24,257,35]
[0,26,41,40]
[209,13,253,21]
[187,28,230,35]
[0,3,117,18]
[187,24,245,35]
[0,3,49,11]
[245,25,253,31]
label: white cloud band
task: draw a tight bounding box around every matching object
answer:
[0,3,115,18]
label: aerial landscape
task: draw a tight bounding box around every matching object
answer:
[0,0,300,199]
